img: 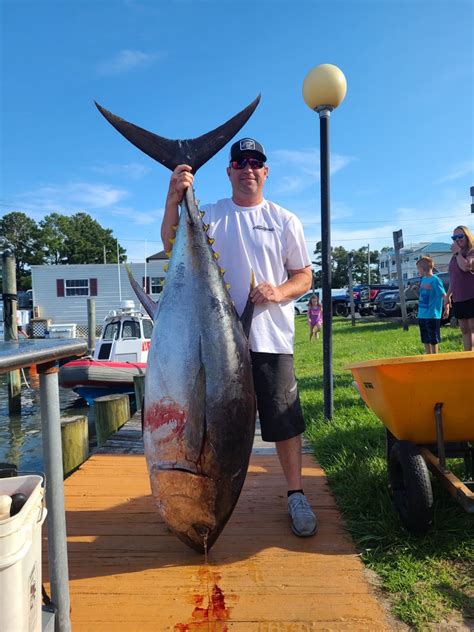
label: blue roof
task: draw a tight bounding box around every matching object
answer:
[419,242,452,253]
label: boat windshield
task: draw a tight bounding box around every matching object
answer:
[143,319,153,340]
[102,321,120,340]
[122,320,141,339]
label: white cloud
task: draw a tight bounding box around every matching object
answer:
[90,162,152,179]
[438,161,474,183]
[110,207,164,226]
[96,49,163,76]
[11,182,129,218]
[270,148,355,194]
[299,197,470,252]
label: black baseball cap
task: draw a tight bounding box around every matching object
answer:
[229,138,267,162]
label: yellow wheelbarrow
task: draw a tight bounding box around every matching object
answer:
[346,351,474,534]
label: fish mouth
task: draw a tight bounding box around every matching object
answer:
[154,462,210,478]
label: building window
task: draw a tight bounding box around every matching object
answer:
[151,277,163,294]
[57,278,97,297]
[65,279,89,296]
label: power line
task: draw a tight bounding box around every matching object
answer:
[305,229,453,245]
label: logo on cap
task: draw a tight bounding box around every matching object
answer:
[240,139,256,151]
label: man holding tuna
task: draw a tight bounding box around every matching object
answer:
[161,137,317,538]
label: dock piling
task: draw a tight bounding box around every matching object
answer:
[2,250,21,413]
[94,394,130,447]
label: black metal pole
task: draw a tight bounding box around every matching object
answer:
[319,110,333,419]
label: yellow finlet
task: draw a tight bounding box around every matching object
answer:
[203,223,209,231]
[208,238,215,245]
[220,268,225,275]
[165,250,172,258]
[213,252,220,260]
[171,224,178,231]
[169,237,176,245]
[250,270,256,290]
[163,264,169,272]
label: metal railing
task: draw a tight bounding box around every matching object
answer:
[0,338,87,632]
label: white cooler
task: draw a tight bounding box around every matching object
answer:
[0,475,47,632]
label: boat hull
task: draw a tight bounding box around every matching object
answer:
[59,359,146,403]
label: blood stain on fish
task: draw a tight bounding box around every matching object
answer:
[145,399,186,438]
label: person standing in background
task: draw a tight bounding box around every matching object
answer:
[443,226,474,351]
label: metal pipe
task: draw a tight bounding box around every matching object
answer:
[87,298,96,356]
[319,109,333,419]
[39,362,72,632]
[434,402,446,472]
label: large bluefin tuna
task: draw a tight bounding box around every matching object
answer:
[96,98,260,552]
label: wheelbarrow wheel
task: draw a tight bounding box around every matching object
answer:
[389,441,433,534]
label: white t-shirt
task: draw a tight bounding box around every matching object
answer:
[201,198,310,354]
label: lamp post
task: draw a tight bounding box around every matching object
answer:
[303,64,347,420]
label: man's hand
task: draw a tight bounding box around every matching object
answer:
[167,164,194,205]
[250,282,284,305]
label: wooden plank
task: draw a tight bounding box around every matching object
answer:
[41,448,391,630]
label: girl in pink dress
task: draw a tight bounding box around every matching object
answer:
[307,294,323,341]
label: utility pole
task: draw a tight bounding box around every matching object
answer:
[2,250,22,412]
[347,253,356,327]
[393,230,409,331]
[367,243,371,285]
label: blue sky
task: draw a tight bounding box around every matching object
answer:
[1,0,473,262]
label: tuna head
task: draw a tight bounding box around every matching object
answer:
[143,188,256,553]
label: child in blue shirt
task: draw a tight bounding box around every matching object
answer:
[416,256,446,354]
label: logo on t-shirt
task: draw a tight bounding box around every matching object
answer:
[253,225,275,232]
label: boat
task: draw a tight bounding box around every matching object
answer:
[59,300,153,404]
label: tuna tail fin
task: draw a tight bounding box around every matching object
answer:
[240,270,256,340]
[95,95,261,174]
[125,264,159,321]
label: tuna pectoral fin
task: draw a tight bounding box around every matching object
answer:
[239,271,256,339]
[183,364,206,462]
[125,264,159,320]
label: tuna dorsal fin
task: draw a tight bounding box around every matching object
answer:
[125,264,159,321]
[95,95,261,173]
[239,270,256,339]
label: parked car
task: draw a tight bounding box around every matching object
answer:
[375,272,450,321]
[294,289,350,317]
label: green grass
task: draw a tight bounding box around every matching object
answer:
[295,317,474,630]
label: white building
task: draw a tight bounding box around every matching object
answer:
[378,242,452,282]
[30,255,166,328]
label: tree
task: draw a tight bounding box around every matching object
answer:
[0,212,44,289]
[39,212,126,264]
[1,211,127,290]
[313,242,380,287]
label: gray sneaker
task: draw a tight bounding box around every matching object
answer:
[288,492,317,537]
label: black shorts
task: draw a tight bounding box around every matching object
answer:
[453,298,474,320]
[250,351,306,443]
[418,318,441,344]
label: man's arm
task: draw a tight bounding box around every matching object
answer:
[250,267,312,305]
[161,165,194,252]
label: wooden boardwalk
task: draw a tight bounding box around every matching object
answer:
[43,417,394,631]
